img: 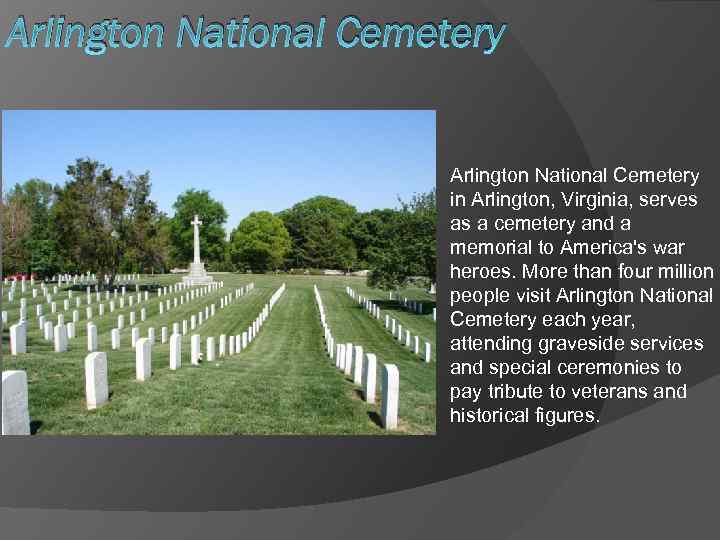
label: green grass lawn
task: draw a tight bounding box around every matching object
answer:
[1,274,436,435]
[316,277,437,434]
[340,278,437,365]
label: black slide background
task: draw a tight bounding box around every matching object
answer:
[1,1,719,538]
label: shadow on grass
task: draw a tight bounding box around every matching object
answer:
[367,411,383,429]
[373,300,401,310]
[30,420,43,435]
[373,300,436,315]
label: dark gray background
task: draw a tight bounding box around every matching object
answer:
[1,0,719,537]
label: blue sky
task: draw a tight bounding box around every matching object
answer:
[2,110,435,231]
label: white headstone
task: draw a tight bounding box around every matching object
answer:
[54,324,67,352]
[169,333,182,370]
[2,371,31,435]
[131,327,140,348]
[191,334,201,365]
[344,343,353,376]
[111,328,120,350]
[381,364,399,430]
[135,337,152,381]
[161,326,168,344]
[353,345,364,385]
[336,344,345,370]
[44,320,54,341]
[425,342,432,363]
[206,337,215,362]
[87,323,98,352]
[67,321,76,339]
[363,354,377,404]
[219,334,226,357]
[84,352,109,410]
[9,323,27,355]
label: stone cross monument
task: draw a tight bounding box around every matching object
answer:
[192,215,202,264]
[182,214,214,285]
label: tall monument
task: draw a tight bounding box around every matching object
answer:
[182,214,214,285]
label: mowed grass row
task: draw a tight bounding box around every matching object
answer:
[329,277,437,367]
[316,278,436,434]
[2,274,432,434]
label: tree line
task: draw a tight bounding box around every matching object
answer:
[2,158,436,290]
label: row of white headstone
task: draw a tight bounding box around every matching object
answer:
[2,282,272,435]
[347,287,433,363]
[401,297,437,322]
[388,291,437,321]
[314,285,399,430]
[109,283,252,353]
[4,274,216,309]
[6,281,231,355]
[2,271,112,289]
[3,283,144,326]
[4,278,224,323]
[2,272,121,300]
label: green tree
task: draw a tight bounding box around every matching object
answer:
[278,196,357,269]
[1,192,32,275]
[7,179,55,236]
[348,208,399,267]
[302,215,357,271]
[3,179,61,277]
[168,189,227,265]
[400,189,437,285]
[51,158,169,284]
[121,172,171,273]
[51,158,129,283]
[367,189,437,291]
[229,211,291,272]
[27,239,62,278]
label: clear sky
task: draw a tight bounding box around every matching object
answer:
[2,110,435,232]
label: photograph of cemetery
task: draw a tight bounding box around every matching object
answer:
[1,110,436,436]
